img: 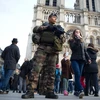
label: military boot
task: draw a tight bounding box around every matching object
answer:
[21,91,34,99]
[45,92,58,99]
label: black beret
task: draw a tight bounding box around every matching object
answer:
[49,13,57,18]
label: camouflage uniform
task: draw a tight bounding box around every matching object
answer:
[38,54,59,95]
[38,65,48,95]
[27,45,57,92]
[22,14,66,99]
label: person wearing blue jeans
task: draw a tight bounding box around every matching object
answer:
[2,69,14,92]
[54,79,61,93]
[68,29,91,98]
[0,65,5,89]
[0,38,20,94]
[71,61,84,92]
[68,79,74,94]
[19,76,26,93]
[54,64,61,94]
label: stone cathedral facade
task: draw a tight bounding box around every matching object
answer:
[26,0,100,76]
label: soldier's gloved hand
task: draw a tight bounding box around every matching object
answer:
[47,25,57,31]
[55,25,65,34]
[39,26,47,31]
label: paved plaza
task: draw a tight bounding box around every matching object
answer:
[0,91,100,100]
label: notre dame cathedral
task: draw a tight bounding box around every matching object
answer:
[26,0,100,76]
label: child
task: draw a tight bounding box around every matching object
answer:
[61,52,73,96]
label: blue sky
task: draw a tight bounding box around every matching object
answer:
[0,0,75,65]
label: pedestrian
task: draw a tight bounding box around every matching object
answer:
[21,13,66,99]
[18,59,32,93]
[84,43,99,97]
[68,77,74,94]
[12,68,20,93]
[0,65,4,89]
[68,29,91,99]
[61,52,74,96]
[54,64,61,94]
[0,38,20,94]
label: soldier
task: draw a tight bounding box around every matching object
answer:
[21,13,66,99]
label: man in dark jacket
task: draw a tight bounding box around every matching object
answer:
[18,60,33,93]
[0,38,20,94]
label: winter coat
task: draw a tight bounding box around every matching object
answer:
[84,47,98,73]
[68,39,90,62]
[61,59,73,79]
[1,44,20,70]
[19,60,33,79]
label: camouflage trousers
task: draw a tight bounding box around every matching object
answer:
[38,53,59,95]
[27,48,57,93]
[37,65,48,94]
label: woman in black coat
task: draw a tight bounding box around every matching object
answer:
[68,29,91,99]
[84,43,99,96]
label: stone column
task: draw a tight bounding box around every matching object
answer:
[89,0,92,11]
[25,33,33,60]
[37,0,45,5]
[83,9,88,25]
[83,8,89,43]
[36,6,43,25]
[37,0,40,4]
[79,0,86,9]
[91,17,95,26]
[32,7,36,28]
[59,8,65,28]
[57,0,65,7]
[98,0,100,12]
[50,0,53,6]
[57,0,60,7]
[80,13,84,25]
[95,0,99,12]
[60,0,65,7]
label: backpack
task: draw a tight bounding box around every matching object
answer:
[32,22,49,45]
[32,26,41,45]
